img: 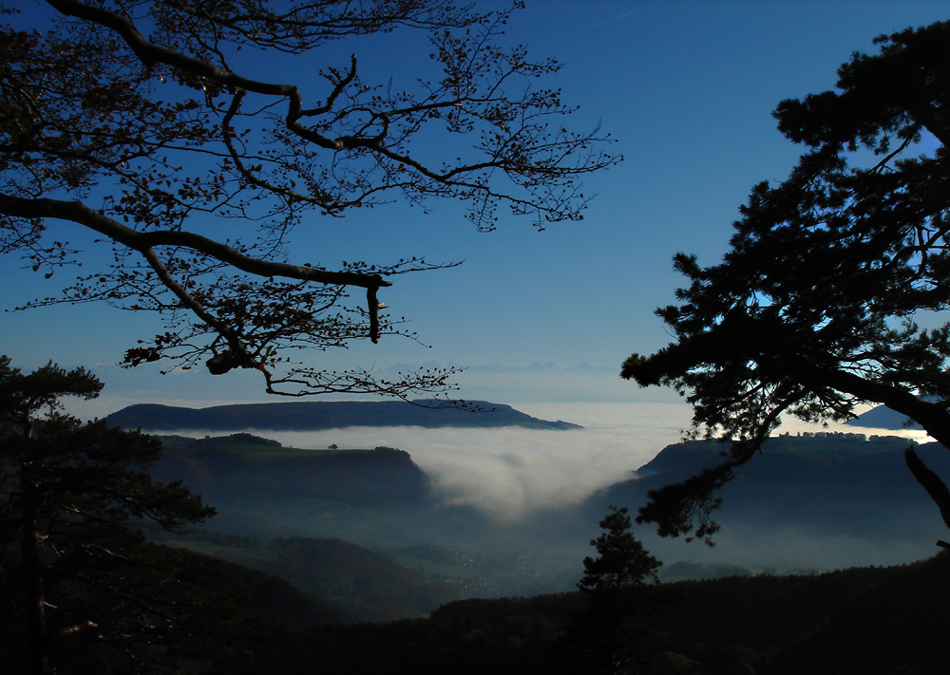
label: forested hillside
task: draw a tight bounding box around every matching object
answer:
[590,433,950,544]
[152,434,432,508]
[110,428,950,675]
[221,552,950,675]
[140,429,950,629]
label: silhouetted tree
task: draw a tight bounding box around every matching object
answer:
[579,506,661,598]
[0,356,231,674]
[564,506,669,675]
[0,0,618,399]
[622,20,950,548]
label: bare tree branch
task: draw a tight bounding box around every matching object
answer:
[0,0,617,396]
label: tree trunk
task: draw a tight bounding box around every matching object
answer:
[20,453,48,675]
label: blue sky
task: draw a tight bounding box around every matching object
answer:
[3,1,949,414]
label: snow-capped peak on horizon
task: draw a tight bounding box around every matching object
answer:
[380,361,616,375]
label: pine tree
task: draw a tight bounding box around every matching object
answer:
[623,20,950,548]
[0,356,236,674]
[579,506,661,599]
[563,506,670,675]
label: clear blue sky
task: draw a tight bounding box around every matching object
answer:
[2,1,948,413]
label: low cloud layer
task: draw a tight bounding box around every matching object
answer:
[153,400,943,571]
[172,402,692,522]
[150,401,933,525]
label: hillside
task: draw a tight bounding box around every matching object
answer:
[144,529,461,625]
[166,534,458,623]
[137,427,950,674]
[158,541,349,629]
[151,433,433,509]
[243,553,950,675]
[106,400,581,432]
[146,429,950,608]
[590,432,950,544]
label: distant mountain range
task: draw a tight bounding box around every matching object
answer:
[381,361,617,375]
[106,400,581,432]
[461,362,615,375]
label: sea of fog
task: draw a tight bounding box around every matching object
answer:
[157,400,931,524]
[154,402,687,522]
[137,399,946,571]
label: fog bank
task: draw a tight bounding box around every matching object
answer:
[152,400,945,571]
[163,402,691,522]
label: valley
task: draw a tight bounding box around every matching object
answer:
[109,401,950,615]
[77,399,950,673]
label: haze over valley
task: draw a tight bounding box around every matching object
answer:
[112,398,948,605]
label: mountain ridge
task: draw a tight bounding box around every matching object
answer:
[152,434,433,509]
[106,399,581,432]
[589,433,950,542]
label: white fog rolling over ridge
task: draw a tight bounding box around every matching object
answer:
[220,402,695,522]
[154,400,933,525]
[402,400,930,524]
[147,398,943,573]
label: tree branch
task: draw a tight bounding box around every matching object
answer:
[0,195,390,290]
[797,363,950,449]
[905,446,950,539]
[0,193,395,361]
[46,0,398,153]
